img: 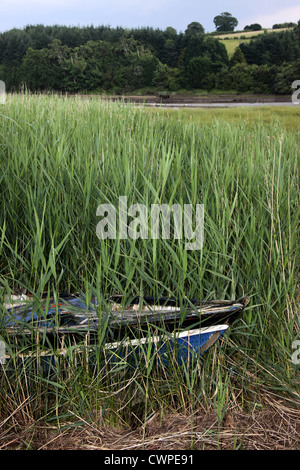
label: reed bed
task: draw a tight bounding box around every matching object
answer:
[0,93,299,449]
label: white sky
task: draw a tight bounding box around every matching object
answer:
[0,0,299,33]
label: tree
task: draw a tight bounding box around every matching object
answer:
[240,30,300,66]
[273,59,300,94]
[2,21,300,94]
[272,22,296,29]
[295,20,300,44]
[185,22,205,37]
[152,62,171,89]
[213,12,238,32]
[218,63,255,92]
[164,26,177,39]
[230,47,246,66]
[21,47,52,90]
[184,35,228,65]
[186,56,212,88]
[244,24,262,31]
[161,38,178,67]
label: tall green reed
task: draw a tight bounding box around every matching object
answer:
[0,94,299,423]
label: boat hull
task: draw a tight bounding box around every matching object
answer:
[104,324,229,365]
[1,295,249,366]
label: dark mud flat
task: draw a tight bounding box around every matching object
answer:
[77,92,293,108]
[134,93,293,108]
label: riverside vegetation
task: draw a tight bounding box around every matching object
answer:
[0,94,299,449]
[0,21,300,94]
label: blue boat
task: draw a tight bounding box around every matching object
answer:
[1,294,249,365]
[104,324,230,365]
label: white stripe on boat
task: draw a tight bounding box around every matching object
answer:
[105,324,229,350]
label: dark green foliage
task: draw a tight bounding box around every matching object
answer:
[187,56,212,88]
[217,63,255,92]
[230,47,246,67]
[273,59,300,94]
[18,38,159,92]
[272,22,296,29]
[215,59,300,94]
[295,20,300,43]
[0,22,299,93]
[251,64,278,94]
[213,12,238,32]
[184,35,228,64]
[244,24,262,31]
[185,22,205,37]
[240,29,300,66]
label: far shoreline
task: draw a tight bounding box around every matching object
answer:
[72,92,294,108]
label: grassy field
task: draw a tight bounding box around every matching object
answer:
[150,105,300,132]
[218,38,250,57]
[0,94,299,450]
[217,27,291,39]
[217,28,293,57]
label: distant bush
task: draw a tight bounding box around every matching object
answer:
[244,24,262,31]
[272,22,296,29]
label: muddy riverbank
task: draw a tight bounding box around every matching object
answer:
[76,92,294,108]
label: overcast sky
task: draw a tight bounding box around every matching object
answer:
[1,0,300,33]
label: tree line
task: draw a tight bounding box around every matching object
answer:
[0,21,299,94]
